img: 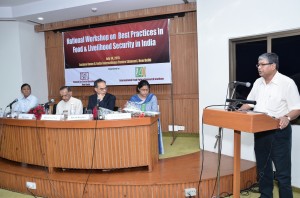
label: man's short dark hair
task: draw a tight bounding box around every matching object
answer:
[94,78,106,88]
[59,86,71,92]
[21,83,31,90]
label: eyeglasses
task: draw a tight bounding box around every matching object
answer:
[98,87,107,91]
[61,94,70,98]
[256,63,273,68]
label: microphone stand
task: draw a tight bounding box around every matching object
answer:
[8,104,14,116]
[214,82,236,197]
[214,127,222,198]
[227,84,237,111]
[43,104,49,114]
[9,104,13,112]
[230,85,237,100]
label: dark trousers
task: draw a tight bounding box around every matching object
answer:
[254,124,293,198]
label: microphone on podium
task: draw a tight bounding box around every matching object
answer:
[233,81,251,87]
[226,98,257,105]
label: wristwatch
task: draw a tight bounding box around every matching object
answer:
[285,115,291,121]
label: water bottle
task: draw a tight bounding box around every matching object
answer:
[63,110,68,120]
[98,107,103,120]
[70,103,75,115]
[0,108,3,118]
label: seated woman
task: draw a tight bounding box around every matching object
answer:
[129,80,164,154]
[87,78,116,111]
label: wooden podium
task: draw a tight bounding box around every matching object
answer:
[203,108,279,198]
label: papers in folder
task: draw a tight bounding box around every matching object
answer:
[122,108,160,117]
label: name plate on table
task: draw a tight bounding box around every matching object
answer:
[105,113,131,120]
[41,114,62,120]
[67,114,92,120]
[18,114,35,119]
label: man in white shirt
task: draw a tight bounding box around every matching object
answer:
[240,53,300,198]
[13,83,38,113]
[56,86,83,115]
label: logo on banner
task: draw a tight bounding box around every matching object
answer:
[80,72,89,80]
[135,67,146,77]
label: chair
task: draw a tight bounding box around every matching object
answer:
[113,106,119,111]
[52,104,57,114]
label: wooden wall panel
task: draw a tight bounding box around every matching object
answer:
[45,31,64,98]
[170,34,198,95]
[44,4,198,133]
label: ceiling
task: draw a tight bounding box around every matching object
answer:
[0,0,195,25]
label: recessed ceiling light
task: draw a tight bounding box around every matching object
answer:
[37,17,44,21]
[91,7,97,12]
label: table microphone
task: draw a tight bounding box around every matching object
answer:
[7,99,18,108]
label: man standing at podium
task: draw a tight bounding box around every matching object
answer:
[240,52,300,198]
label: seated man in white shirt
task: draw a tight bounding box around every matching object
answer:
[56,86,83,115]
[13,83,38,113]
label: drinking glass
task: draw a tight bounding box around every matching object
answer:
[63,110,68,120]
[85,109,92,114]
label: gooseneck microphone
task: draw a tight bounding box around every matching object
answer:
[233,81,251,87]
[7,99,18,108]
[43,99,55,109]
[43,99,55,106]
[226,98,257,105]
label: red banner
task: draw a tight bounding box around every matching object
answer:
[63,19,170,68]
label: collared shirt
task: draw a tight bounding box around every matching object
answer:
[13,94,38,113]
[247,71,300,118]
[56,96,83,115]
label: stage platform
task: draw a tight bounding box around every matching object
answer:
[0,151,256,198]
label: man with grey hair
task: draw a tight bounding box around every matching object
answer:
[56,86,83,115]
[240,52,300,198]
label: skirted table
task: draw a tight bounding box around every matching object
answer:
[0,116,159,173]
